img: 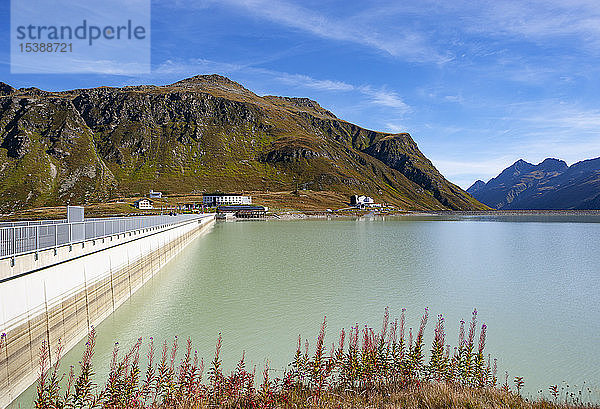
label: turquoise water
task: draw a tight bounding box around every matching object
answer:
[11,215,600,405]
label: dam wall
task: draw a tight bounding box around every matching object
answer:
[0,214,215,407]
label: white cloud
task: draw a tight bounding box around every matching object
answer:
[385,123,408,134]
[153,58,245,76]
[148,58,412,116]
[518,104,600,132]
[431,156,519,188]
[447,0,600,51]
[444,95,463,103]
[201,0,450,64]
[358,86,411,112]
[274,73,354,92]
[270,72,410,112]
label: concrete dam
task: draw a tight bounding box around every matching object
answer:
[0,212,215,407]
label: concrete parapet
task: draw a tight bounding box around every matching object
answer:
[0,215,215,408]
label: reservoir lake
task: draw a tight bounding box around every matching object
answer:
[12,215,600,406]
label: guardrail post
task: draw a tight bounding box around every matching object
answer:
[36,225,39,255]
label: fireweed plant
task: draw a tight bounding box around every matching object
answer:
[31,308,594,408]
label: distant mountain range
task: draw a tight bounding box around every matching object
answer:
[0,75,487,212]
[467,157,600,210]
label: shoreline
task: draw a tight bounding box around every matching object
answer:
[265,209,600,220]
[3,208,600,223]
[431,209,600,216]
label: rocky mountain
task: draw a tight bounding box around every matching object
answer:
[467,157,600,209]
[466,180,485,195]
[0,75,487,212]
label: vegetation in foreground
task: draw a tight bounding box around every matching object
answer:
[28,308,597,408]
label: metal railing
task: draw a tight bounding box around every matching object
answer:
[0,214,210,259]
[0,219,67,228]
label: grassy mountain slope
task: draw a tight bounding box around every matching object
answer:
[0,75,487,212]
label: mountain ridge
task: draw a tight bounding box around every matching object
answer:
[467,157,600,209]
[0,75,487,212]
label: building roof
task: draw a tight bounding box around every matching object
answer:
[134,198,153,203]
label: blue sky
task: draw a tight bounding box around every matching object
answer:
[2,0,600,188]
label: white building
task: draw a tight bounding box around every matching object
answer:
[350,195,383,208]
[148,190,162,198]
[350,195,374,206]
[134,198,154,209]
[203,193,252,206]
